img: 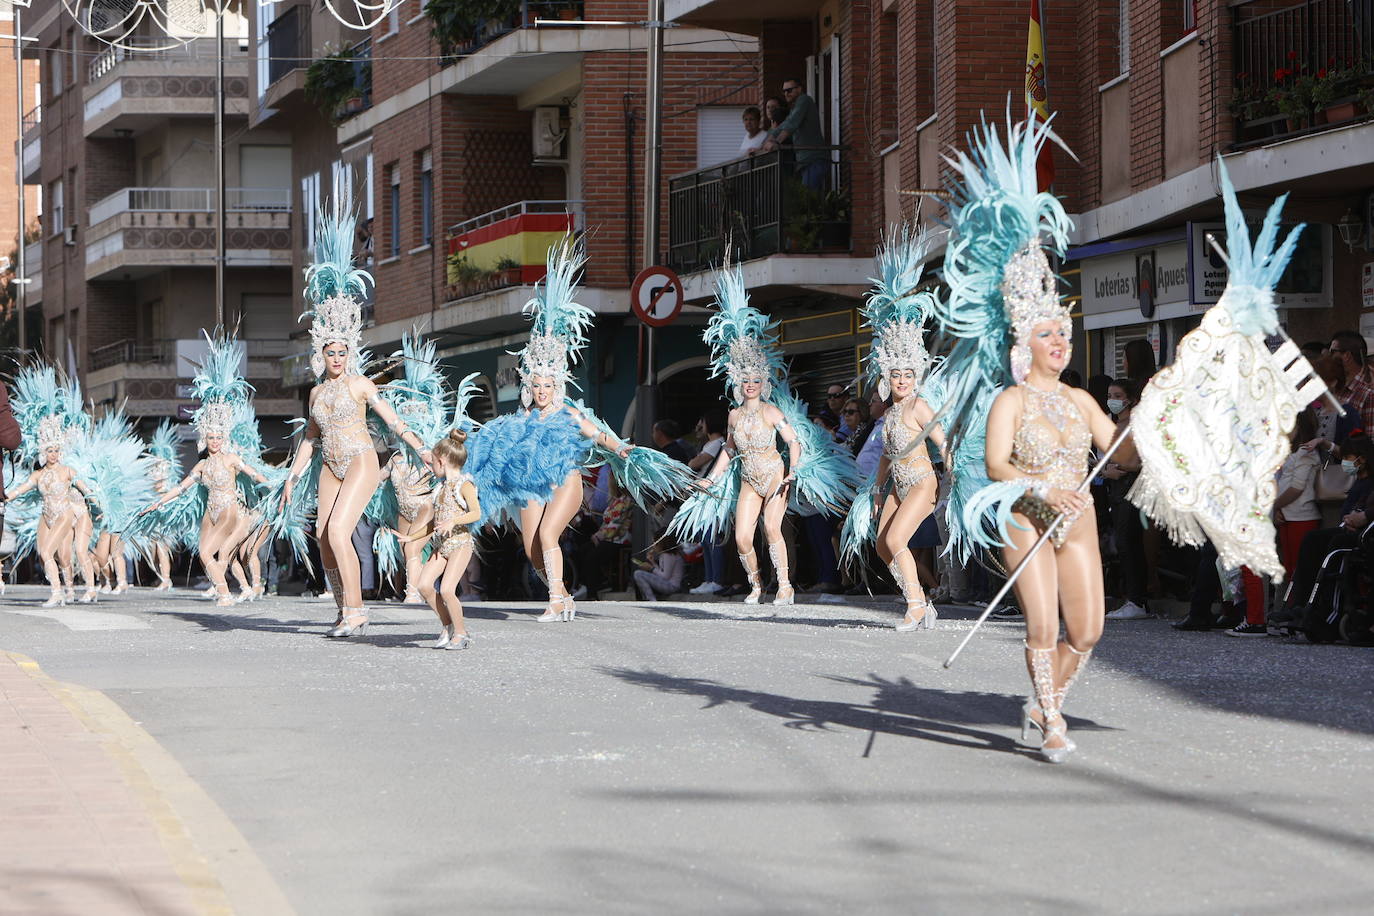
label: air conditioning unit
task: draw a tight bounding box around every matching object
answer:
[533,106,566,159]
[63,224,77,247]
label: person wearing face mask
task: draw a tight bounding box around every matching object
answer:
[1272,434,1374,628]
[1102,378,1151,620]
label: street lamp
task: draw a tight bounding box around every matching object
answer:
[1337,208,1365,253]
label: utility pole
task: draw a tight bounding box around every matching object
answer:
[13,4,26,356]
[633,0,665,448]
[214,10,226,329]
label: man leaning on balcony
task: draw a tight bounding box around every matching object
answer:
[762,78,828,191]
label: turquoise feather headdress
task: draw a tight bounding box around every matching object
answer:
[704,260,785,404]
[863,225,941,398]
[190,330,254,447]
[382,329,457,448]
[12,364,87,462]
[516,236,593,408]
[301,190,373,377]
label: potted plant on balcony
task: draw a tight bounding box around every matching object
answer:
[304,44,360,124]
[1229,72,1278,123]
[494,256,522,288]
[445,252,486,298]
[1268,53,1315,132]
[425,0,520,58]
[1312,60,1365,124]
[784,183,851,254]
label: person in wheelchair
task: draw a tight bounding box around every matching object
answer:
[1273,434,1374,629]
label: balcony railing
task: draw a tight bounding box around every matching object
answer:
[88,36,250,83]
[446,199,585,239]
[668,147,852,274]
[432,0,584,61]
[89,187,292,227]
[267,4,311,85]
[444,199,583,297]
[91,337,294,371]
[22,105,40,134]
[1231,0,1374,147]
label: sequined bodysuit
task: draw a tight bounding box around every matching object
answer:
[38,467,71,525]
[311,376,374,480]
[883,402,935,499]
[431,473,475,559]
[390,455,431,523]
[733,405,786,498]
[1009,384,1092,548]
[199,453,243,525]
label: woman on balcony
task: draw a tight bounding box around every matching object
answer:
[274,197,435,637]
[460,238,692,623]
[840,227,945,631]
[671,261,859,612]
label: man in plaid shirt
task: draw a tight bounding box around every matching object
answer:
[1329,331,1374,434]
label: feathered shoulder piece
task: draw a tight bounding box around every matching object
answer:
[704,260,785,404]
[302,190,372,377]
[148,420,181,465]
[190,330,254,446]
[516,236,593,409]
[864,225,941,398]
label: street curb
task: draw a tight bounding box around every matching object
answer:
[4,650,297,916]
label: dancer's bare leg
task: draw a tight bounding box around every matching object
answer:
[876,477,937,623]
[1053,515,1104,726]
[111,536,129,590]
[518,501,548,585]
[37,514,75,603]
[400,503,433,600]
[534,471,584,609]
[243,527,270,594]
[438,543,472,639]
[416,555,451,631]
[761,483,792,602]
[1003,511,1067,753]
[154,542,172,587]
[733,488,766,604]
[317,452,380,619]
[198,510,240,607]
[72,513,95,597]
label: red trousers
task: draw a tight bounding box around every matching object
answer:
[1241,520,1319,625]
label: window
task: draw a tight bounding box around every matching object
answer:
[388,164,401,257]
[49,48,63,97]
[1118,0,1131,75]
[364,153,374,221]
[384,1,401,36]
[49,178,63,237]
[418,150,433,247]
[68,29,79,88]
[301,171,320,251]
[1182,0,1195,34]
[695,107,748,167]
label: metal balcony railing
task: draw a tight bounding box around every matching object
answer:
[668,147,852,274]
[446,199,585,239]
[1231,0,1374,146]
[90,337,294,371]
[22,105,40,134]
[88,187,292,227]
[432,0,585,61]
[88,36,250,83]
[267,4,311,85]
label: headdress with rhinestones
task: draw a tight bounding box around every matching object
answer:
[864,226,941,399]
[301,191,373,378]
[189,330,254,451]
[380,328,456,447]
[12,364,88,465]
[515,236,592,409]
[704,260,785,405]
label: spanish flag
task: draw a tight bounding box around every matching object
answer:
[1025,0,1055,192]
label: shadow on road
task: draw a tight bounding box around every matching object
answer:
[598,666,1107,756]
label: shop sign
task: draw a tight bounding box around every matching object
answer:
[1080,243,1188,315]
[1188,221,1331,309]
[1363,261,1374,311]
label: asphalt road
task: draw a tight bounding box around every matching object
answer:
[4,585,1373,915]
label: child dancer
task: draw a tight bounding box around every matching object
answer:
[403,429,481,650]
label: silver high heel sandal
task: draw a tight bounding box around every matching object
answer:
[432,626,452,649]
[42,588,66,608]
[769,542,794,606]
[537,548,569,622]
[328,609,369,638]
[322,567,345,627]
[78,587,98,605]
[445,632,472,651]
[739,547,763,605]
[1020,698,1077,751]
[889,550,935,631]
[1027,643,1072,763]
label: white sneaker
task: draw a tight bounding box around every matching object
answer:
[690,581,723,595]
[1106,600,1152,620]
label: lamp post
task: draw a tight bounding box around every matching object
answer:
[633,0,666,453]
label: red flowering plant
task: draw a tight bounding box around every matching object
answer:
[1311,56,1372,110]
[1267,53,1316,122]
[1229,70,1277,119]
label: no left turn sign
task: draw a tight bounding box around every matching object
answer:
[630,266,684,328]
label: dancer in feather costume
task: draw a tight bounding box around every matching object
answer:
[81,407,156,594]
[224,402,286,602]
[145,420,183,590]
[839,226,945,631]
[276,194,435,637]
[373,329,454,604]
[465,236,692,623]
[930,112,1128,764]
[137,332,270,608]
[670,261,860,612]
[6,365,101,606]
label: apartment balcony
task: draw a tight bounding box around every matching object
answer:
[86,338,300,419]
[668,148,873,302]
[21,241,42,305]
[262,3,312,110]
[85,187,292,281]
[20,107,40,183]
[84,37,250,138]
[444,200,583,299]
[665,0,824,34]
[1230,0,1374,149]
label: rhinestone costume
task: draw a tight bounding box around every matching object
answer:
[733,405,786,498]
[38,467,71,525]
[882,401,935,499]
[311,376,374,481]
[1009,383,1091,548]
[199,453,243,525]
[431,473,475,559]
[389,454,431,523]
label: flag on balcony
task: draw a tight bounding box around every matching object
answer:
[1025,0,1055,192]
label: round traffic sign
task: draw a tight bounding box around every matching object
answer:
[630,266,684,328]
